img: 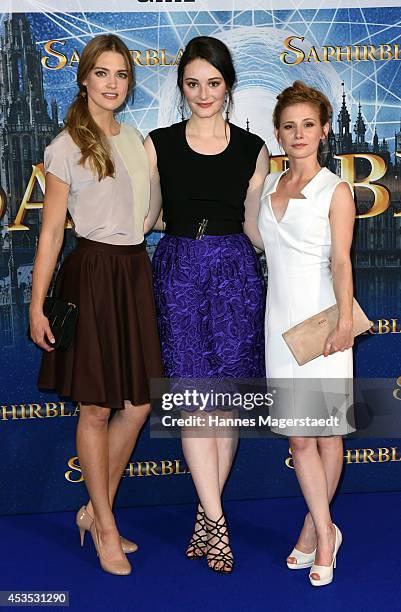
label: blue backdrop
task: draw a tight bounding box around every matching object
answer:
[1,1,400,515]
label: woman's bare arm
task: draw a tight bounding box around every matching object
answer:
[29,173,69,351]
[323,181,356,356]
[243,145,269,250]
[143,135,164,234]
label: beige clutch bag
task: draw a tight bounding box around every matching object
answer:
[282,298,371,366]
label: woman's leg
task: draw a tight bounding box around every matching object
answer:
[182,436,222,519]
[85,402,150,515]
[318,436,343,500]
[182,433,233,570]
[216,427,239,491]
[289,437,336,576]
[288,436,343,561]
[76,404,127,562]
[182,420,236,571]
[182,413,238,513]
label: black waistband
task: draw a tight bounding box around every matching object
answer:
[165,219,243,239]
[76,238,146,254]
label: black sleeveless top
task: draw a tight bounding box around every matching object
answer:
[149,121,264,237]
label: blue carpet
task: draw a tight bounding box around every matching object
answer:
[1,492,400,612]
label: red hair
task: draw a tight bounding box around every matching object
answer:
[273,80,332,129]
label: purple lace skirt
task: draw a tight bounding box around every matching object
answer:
[152,233,266,378]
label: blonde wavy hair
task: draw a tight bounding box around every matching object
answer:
[64,35,134,180]
[273,80,332,129]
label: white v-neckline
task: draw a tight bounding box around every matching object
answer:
[268,168,324,225]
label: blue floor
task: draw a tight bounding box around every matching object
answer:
[1,491,400,611]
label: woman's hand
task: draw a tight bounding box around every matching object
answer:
[29,308,55,351]
[323,320,354,357]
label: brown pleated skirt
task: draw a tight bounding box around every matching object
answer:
[38,238,163,410]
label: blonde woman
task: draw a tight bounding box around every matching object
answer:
[29,35,162,575]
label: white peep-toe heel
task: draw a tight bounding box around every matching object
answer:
[287,547,316,570]
[309,524,342,587]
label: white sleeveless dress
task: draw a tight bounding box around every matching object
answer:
[258,167,354,436]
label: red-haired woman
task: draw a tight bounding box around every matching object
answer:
[258,81,355,587]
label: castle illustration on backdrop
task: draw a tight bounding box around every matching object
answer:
[0,14,400,347]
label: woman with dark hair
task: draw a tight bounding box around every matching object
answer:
[29,34,162,575]
[258,81,355,586]
[144,36,269,574]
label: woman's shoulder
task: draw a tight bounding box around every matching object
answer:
[230,122,265,153]
[264,170,283,182]
[44,129,78,182]
[119,123,144,144]
[45,129,77,155]
[44,129,80,172]
[147,122,184,156]
[319,167,342,183]
[305,168,354,206]
[230,122,264,143]
[316,168,353,194]
[149,122,182,140]
[261,171,283,198]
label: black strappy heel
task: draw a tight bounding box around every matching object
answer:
[204,513,234,574]
[185,505,207,559]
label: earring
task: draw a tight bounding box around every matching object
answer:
[225,93,230,122]
[180,100,185,122]
[80,89,87,99]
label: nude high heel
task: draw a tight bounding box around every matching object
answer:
[309,524,342,587]
[90,520,132,576]
[76,505,138,553]
[76,506,94,548]
[287,547,316,569]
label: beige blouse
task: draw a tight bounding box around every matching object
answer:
[44,124,150,245]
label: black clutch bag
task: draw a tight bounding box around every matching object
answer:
[43,297,78,350]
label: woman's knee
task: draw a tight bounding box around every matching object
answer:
[79,404,111,427]
[121,402,150,425]
[317,436,343,451]
[290,437,316,454]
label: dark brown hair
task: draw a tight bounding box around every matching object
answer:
[177,36,236,120]
[64,34,134,180]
